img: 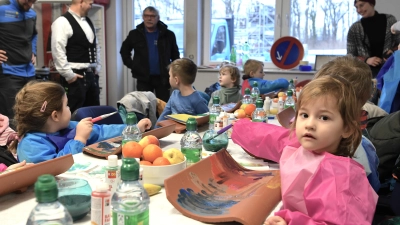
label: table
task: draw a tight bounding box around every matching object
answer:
[0,120,282,225]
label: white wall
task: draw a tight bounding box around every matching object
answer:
[376,0,400,20]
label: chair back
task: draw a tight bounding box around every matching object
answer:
[71,106,123,125]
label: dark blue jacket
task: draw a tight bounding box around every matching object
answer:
[0,0,37,77]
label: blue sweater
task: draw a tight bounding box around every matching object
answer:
[157,90,209,123]
[17,121,125,163]
[0,0,37,77]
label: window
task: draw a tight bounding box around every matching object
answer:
[134,1,184,58]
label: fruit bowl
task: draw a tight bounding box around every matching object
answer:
[141,158,187,186]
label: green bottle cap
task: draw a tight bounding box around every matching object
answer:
[256,99,263,108]
[126,112,137,125]
[212,96,220,104]
[245,88,251,94]
[121,158,139,181]
[287,90,293,96]
[252,81,258,87]
[289,79,293,84]
[35,174,58,203]
[186,117,197,131]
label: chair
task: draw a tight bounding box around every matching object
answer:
[71,105,124,125]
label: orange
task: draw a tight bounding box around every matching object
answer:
[142,144,163,163]
[122,141,143,158]
[140,160,152,166]
[139,135,160,148]
[234,109,246,119]
[152,157,171,166]
[244,104,256,116]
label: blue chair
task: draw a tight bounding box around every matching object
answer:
[71,105,124,125]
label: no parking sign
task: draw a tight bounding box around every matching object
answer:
[270,36,304,70]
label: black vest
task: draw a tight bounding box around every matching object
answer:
[63,12,97,64]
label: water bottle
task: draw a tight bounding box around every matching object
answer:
[252,99,267,123]
[242,88,252,104]
[180,117,202,167]
[209,96,222,128]
[242,41,250,64]
[230,45,237,65]
[27,174,73,225]
[251,81,260,103]
[284,90,295,110]
[112,158,149,225]
[122,112,141,146]
[288,79,295,93]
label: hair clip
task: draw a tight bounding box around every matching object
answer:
[40,101,47,112]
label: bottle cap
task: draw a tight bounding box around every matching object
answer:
[95,182,109,192]
[121,158,139,181]
[107,155,118,167]
[287,90,293,96]
[252,81,258,87]
[289,79,293,84]
[35,174,58,203]
[279,97,283,101]
[186,117,197,131]
[255,99,263,108]
[245,88,251,94]
[213,96,220,104]
[126,112,137,125]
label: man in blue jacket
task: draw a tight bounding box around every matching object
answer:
[0,0,37,119]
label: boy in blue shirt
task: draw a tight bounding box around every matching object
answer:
[157,58,209,124]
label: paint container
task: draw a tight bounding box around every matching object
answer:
[105,155,120,197]
[91,182,111,225]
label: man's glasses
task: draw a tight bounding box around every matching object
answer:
[143,14,157,19]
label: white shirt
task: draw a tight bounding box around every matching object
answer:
[51,9,101,81]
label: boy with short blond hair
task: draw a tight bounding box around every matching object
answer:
[156,58,209,123]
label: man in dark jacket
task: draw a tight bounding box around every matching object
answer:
[120,6,180,103]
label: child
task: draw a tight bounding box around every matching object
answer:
[233,76,378,224]
[156,58,209,123]
[236,55,381,193]
[208,65,242,107]
[241,59,289,95]
[0,114,18,167]
[10,81,152,164]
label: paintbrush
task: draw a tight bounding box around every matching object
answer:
[91,111,118,123]
[208,124,233,141]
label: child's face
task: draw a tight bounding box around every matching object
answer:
[169,68,178,89]
[59,94,71,129]
[295,95,346,155]
[219,69,235,88]
[251,65,264,79]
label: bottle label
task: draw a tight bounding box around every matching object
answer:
[105,169,121,196]
[91,194,111,225]
[113,209,149,225]
[181,147,202,166]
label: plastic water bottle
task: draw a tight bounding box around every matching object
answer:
[284,90,295,110]
[112,158,149,225]
[209,96,222,128]
[27,174,73,225]
[242,41,250,64]
[252,99,267,123]
[242,88,252,104]
[105,155,120,197]
[180,117,202,167]
[251,81,260,103]
[230,45,237,65]
[122,112,141,146]
[288,79,295,93]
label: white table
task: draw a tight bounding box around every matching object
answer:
[0,120,282,225]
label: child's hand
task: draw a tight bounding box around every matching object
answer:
[0,114,9,134]
[7,160,34,171]
[264,216,287,225]
[137,118,152,132]
[74,118,93,144]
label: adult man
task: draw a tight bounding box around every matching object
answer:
[51,0,101,114]
[0,0,37,119]
[120,6,180,103]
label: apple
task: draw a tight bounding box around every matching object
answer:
[163,148,185,165]
[139,135,160,148]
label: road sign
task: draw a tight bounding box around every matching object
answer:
[270,36,304,70]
